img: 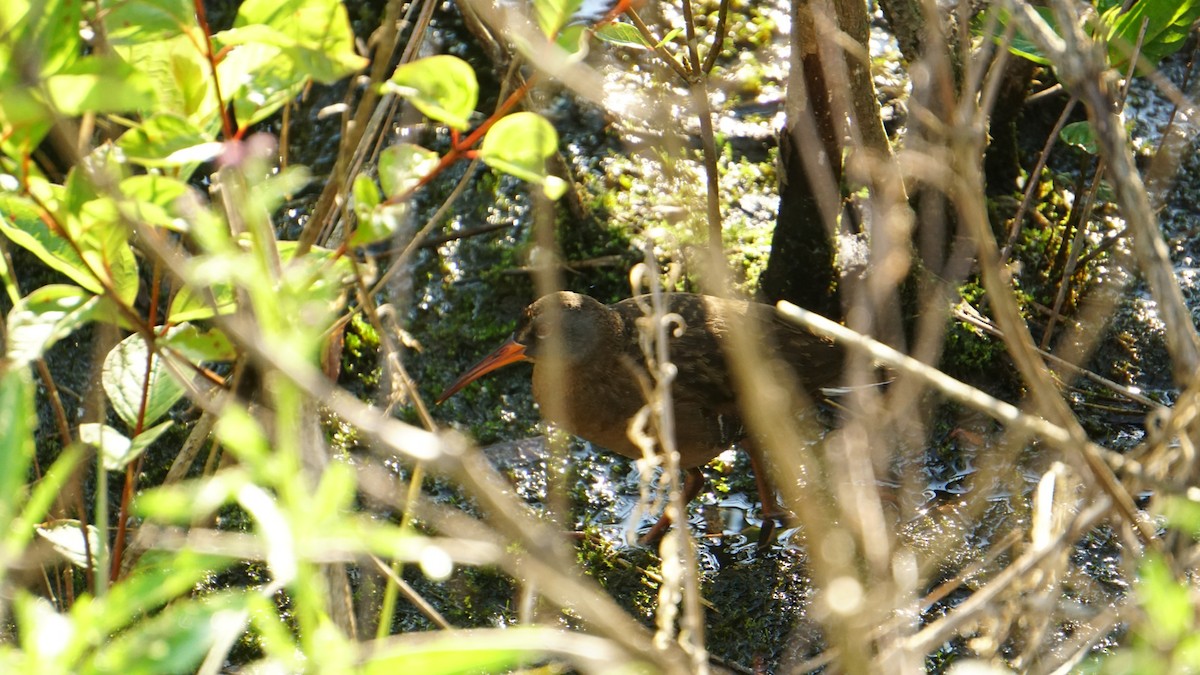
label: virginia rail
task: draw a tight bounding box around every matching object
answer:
[437,291,843,543]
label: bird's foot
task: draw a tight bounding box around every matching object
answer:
[755,507,796,549]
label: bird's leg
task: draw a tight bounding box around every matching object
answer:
[746,441,791,548]
[640,467,706,545]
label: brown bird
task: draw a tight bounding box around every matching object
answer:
[437,291,843,543]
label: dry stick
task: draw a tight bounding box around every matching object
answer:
[777,301,1157,547]
[626,9,693,82]
[366,626,641,671]
[896,497,1112,660]
[1045,606,1124,675]
[953,304,1160,410]
[368,554,452,630]
[699,0,732,74]
[631,256,709,674]
[678,0,722,259]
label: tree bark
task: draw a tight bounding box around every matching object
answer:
[761,0,845,319]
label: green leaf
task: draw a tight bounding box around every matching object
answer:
[5,285,99,367]
[74,198,141,307]
[75,550,233,638]
[1106,0,1200,69]
[101,0,198,45]
[214,42,311,129]
[117,113,218,168]
[228,0,368,83]
[44,56,158,116]
[534,0,584,38]
[362,632,535,675]
[211,0,370,129]
[101,329,191,428]
[379,143,440,198]
[110,33,217,129]
[118,175,195,232]
[87,593,250,675]
[973,6,1054,66]
[349,203,410,248]
[353,174,381,213]
[78,421,173,472]
[135,472,249,524]
[167,283,238,323]
[0,0,84,78]
[384,55,478,131]
[15,594,75,669]
[595,22,653,49]
[78,423,133,471]
[160,323,238,363]
[9,445,84,555]
[1138,554,1193,647]
[36,520,102,571]
[0,196,109,295]
[480,112,567,199]
[0,368,35,527]
[1059,121,1098,155]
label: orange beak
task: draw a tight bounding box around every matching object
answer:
[436,338,529,404]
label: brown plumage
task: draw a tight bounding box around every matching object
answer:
[437,291,844,541]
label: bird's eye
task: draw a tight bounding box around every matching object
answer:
[534,321,551,339]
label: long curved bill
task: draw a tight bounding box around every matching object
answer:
[436,337,529,404]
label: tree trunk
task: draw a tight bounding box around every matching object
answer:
[761,0,845,319]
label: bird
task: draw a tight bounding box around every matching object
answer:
[437,291,844,544]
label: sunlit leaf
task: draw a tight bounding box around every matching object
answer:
[534,0,584,38]
[168,282,238,323]
[79,421,174,472]
[87,593,250,675]
[117,114,213,168]
[111,33,217,129]
[78,423,133,471]
[353,174,381,213]
[102,329,191,428]
[479,112,566,199]
[362,633,533,675]
[74,198,141,308]
[5,285,99,367]
[1106,0,1200,69]
[118,174,196,232]
[101,0,197,45]
[0,369,35,527]
[135,472,249,524]
[74,550,234,637]
[0,196,108,295]
[1138,554,1193,646]
[14,594,74,668]
[349,203,410,248]
[44,56,157,115]
[384,55,478,131]
[227,0,368,83]
[596,22,652,49]
[160,323,238,363]
[36,520,102,571]
[379,143,440,199]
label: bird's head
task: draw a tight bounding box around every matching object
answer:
[436,291,613,403]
